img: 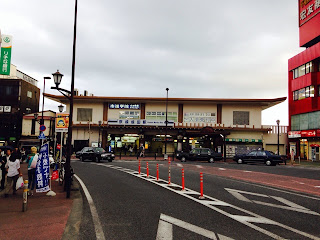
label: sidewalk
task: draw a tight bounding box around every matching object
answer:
[0,162,76,240]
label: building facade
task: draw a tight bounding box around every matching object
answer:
[0,64,40,146]
[288,0,320,160]
[46,93,287,157]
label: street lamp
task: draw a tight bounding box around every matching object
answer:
[58,104,64,113]
[98,120,102,147]
[165,88,169,157]
[50,0,78,199]
[42,77,51,126]
[276,119,280,155]
[51,70,74,199]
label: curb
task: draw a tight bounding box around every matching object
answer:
[62,179,83,240]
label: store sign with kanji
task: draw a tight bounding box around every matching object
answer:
[0,35,13,75]
[299,0,320,26]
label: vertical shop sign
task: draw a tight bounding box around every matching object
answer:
[36,143,50,193]
[0,35,12,75]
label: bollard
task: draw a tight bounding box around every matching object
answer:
[157,164,159,181]
[138,159,141,175]
[168,157,171,185]
[146,162,149,178]
[155,153,157,160]
[22,180,29,212]
[181,169,185,191]
[199,172,205,199]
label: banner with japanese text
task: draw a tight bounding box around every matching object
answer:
[0,35,12,75]
[36,143,50,193]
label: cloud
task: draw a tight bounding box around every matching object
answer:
[0,0,303,125]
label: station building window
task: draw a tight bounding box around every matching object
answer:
[119,110,140,119]
[77,108,92,121]
[146,111,177,122]
[233,111,249,125]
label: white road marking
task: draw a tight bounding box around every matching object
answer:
[74,175,106,240]
[225,188,319,216]
[218,168,226,171]
[158,214,233,240]
[315,186,320,188]
[156,218,173,240]
[196,165,203,169]
[96,163,320,239]
[176,163,183,168]
[209,172,320,201]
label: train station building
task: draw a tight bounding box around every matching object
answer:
[45,93,287,157]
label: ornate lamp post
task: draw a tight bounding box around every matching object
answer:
[51,70,74,199]
[50,0,78,199]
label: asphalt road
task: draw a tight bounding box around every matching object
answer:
[72,159,320,240]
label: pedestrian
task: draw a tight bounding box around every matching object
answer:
[14,147,22,163]
[21,147,26,163]
[128,144,133,156]
[124,144,128,156]
[290,149,295,165]
[27,146,38,196]
[0,149,7,191]
[139,144,145,158]
[4,149,22,197]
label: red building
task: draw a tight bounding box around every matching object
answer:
[288,0,320,160]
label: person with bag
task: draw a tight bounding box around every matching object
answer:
[0,148,7,191]
[27,146,38,196]
[4,149,22,198]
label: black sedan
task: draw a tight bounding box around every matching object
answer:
[76,147,115,162]
[233,150,286,166]
[176,148,223,163]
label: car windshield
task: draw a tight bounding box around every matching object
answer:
[94,148,105,153]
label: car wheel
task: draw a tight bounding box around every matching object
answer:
[80,156,83,162]
[265,160,273,166]
[237,158,243,164]
[181,157,186,162]
[208,157,214,163]
[96,156,100,163]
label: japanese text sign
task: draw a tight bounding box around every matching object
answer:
[36,143,50,193]
[299,0,320,26]
[0,35,12,75]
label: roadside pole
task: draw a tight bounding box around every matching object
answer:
[22,180,28,212]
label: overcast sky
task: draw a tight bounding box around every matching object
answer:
[0,0,304,125]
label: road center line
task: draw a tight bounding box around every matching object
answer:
[74,175,106,240]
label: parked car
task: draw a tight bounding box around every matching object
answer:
[77,147,115,162]
[233,150,286,166]
[176,148,223,163]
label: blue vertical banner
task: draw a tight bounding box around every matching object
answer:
[36,143,50,193]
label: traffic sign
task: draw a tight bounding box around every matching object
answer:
[40,125,46,132]
[38,131,46,140]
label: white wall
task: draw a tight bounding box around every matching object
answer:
[222,105,262,128]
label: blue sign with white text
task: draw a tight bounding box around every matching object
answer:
[36,143,50,193]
